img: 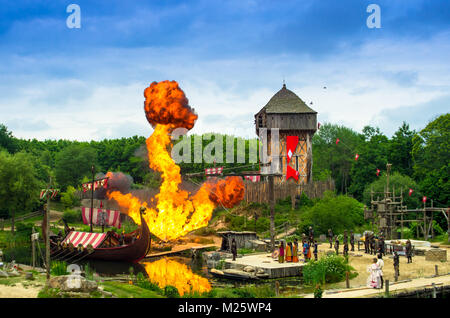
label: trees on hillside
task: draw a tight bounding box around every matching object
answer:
[0,124,18,153]
[0,151,42,234]
[388,122,415,177]
[312,123,362,193]
[412,113,449,207]
[348,126,389,201]
[300,191,364,234]
[55,144,98,190]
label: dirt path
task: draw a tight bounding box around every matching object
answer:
[317,242,450,288]
[0,283,42,298]
[303,274,450,298]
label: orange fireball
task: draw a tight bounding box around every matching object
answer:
[107,81,244,241]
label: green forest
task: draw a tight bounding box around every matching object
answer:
[0,113,448,235]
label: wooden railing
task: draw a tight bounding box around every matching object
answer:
[0,210,44,229]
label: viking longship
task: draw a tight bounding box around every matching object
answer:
[42,207,151,263]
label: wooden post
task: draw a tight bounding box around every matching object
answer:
[345,271,350,288]
[447,208,450,244]
[46,177,51,281]
[275,280,280,296]
[394,269,398,282]
[385,279,389,297]
[31,227,36,269]
[431,283,436,298]
[269,175,275,252]
[90,165,95,233]
[435,265,439,277]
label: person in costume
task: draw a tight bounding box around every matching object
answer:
[292,238,299,262]
[278,241,285,263]
[303,240,309,261]
[285,242,293,262]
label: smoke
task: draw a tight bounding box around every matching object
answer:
[144,80,198,130]
[95,171,133,199]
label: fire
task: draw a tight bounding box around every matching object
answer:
[142,258,211,296]
[107,80,244,241]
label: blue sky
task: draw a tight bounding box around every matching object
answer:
[0,0,449,140]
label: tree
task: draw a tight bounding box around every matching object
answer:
[0,151,42,234]
[363,171,420,209]
[348,126,389,201]
[412,114,450,206]
[312,123,363,193]
[55,144,98,190]
[388,122,415,177]
[300,191,364,234]
[0,124,18,153]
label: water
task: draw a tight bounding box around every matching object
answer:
[78,256,318,296]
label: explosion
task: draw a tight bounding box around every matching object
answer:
[107,80,244,241]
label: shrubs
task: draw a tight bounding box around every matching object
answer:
[302,254,358,285]
[60,186,81,208]
[300,191,364,234]
[163,285,180,298]
[62,209,82,223]
[51,261,68,276]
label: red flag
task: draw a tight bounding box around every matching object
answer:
[336,138,340,145]
[422,196,427,203]
[286,136,299,164]
[408,188,413,196]
[376,169,380,176]
[100,201,103,208]
[286,165,299,181]
[355,154,359,161]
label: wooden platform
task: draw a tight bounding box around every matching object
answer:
[224,253,305,279]
[144,244,217,258]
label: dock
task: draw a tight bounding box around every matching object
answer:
[224,253,305,279]
[144,244,218,258]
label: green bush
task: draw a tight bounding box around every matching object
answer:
[163,285,180,298]
[15,222,34,238]
[135,272,163,294]
[51,261,68,276]
[302,254,358,285]
[60,186,81,208]
[63,209,82,223]
[300,191,364,234]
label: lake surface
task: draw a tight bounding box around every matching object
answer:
[79,255,319,296]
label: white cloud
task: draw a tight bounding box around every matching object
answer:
[1,31,449,140]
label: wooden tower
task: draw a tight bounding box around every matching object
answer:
[255,84,317,184]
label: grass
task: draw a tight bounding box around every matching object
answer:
[101,281,163,298]
[237,248,255,255]
[211,285,275,298]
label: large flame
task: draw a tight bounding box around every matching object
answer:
[143,258,211,296]
[107,81,244,241]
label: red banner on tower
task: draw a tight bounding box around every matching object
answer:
[286,136,299,164]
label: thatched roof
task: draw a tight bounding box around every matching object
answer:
[261,84,317,114]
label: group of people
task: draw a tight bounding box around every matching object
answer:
[278,227,319,263]
[363,232,386,256]
[327,229,355,257]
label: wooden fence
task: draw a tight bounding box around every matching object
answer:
[244,179,335,206]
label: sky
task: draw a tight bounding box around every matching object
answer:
[0,0,449,141]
